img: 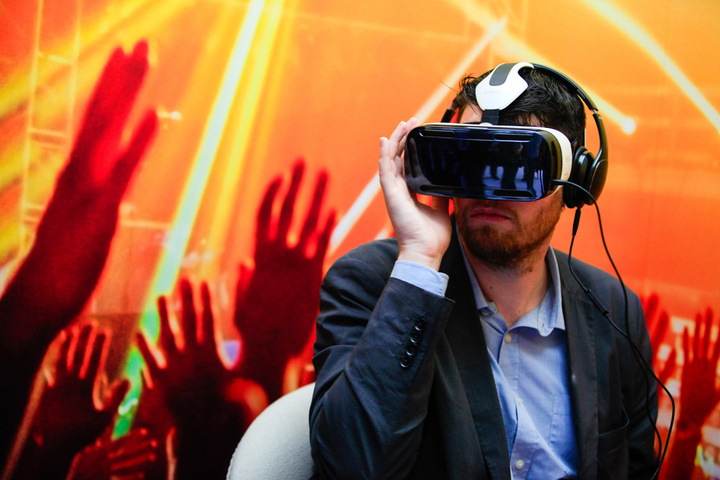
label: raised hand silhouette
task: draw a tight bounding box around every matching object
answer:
[234,159,335,401]
[13,324,130,479]
[67,427,157,480]
[677,308,720,433]
[137,279,251,479]
[643,293,677,385]
[0,40,157,463]
[661,308,720,480]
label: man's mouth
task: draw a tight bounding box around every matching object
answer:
[468,206,513,221]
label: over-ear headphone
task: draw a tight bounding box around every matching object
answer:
[441,63,608,208]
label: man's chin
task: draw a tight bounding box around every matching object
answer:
[460,227,551,272]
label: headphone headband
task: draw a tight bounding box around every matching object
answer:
[442,62,608,208]
[531,64,599,112]
[530,64,608,188]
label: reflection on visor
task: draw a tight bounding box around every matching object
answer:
[405,125,563,201]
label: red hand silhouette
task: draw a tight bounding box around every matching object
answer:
[234,159,335,400]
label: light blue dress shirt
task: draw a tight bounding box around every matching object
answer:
[391,247,578,479]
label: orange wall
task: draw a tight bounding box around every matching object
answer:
[1,0,719,342]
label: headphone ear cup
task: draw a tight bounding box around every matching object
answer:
[564,148,609,208]
[564,148,591,208]
[587,155,608,204]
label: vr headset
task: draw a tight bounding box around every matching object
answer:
[404,62,608,208]
[405,122,571,201]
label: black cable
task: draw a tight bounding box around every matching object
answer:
[553,179,675,480]
[567,207,664,467]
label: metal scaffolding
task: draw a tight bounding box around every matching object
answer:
[19,0,82,256]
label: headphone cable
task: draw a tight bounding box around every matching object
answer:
[554,179,675,479]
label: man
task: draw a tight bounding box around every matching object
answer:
[309,63,657,479]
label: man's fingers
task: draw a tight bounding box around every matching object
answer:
[396,117,419,163]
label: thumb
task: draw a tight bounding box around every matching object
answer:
[102,378,131,414]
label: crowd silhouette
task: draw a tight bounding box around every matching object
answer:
[0,40,158,478]
[1,39,719,479]
[0,40,334,479]
[645,296,720,480]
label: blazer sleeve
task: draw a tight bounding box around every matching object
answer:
[309,242,454,480]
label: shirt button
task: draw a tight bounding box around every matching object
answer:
[515,459,525,470]
[504,333,512,344]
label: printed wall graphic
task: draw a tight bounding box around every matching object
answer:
[1,0,719,478]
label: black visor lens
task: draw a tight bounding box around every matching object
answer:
[406,126,558,201]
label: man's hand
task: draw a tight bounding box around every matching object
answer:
[379,118,451,270]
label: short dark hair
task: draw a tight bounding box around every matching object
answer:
[450,67,586,151]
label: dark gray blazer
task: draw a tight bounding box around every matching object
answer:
[310,225,657,480]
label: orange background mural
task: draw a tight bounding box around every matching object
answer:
[2,0,720,475]
[3,0,719,313]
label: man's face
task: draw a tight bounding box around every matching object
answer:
[453,107,564,272]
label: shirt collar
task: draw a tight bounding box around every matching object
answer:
[457,226,565,335]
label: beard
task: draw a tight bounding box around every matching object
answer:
[456,193,564,273]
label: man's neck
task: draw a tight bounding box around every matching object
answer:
[465,246,551,328]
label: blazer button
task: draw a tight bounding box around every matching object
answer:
[400,355,412,369]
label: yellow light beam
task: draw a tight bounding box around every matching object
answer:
[584,0,720,136]
[329,19,507,253]
[333,0,660,250]
[144,0,268,312]
[114,0,270,437]
[201,0,287,280]
[448,0,636,134]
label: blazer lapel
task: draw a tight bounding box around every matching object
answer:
[557,249,599,480]
[438,226,511,480]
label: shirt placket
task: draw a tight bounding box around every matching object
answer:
[499,329,537,479]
